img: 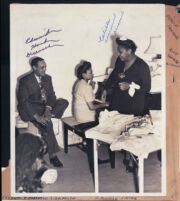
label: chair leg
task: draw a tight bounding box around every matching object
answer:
[86,138,94,173]
[108,146,115,168]
[63,124,68,153]
[133,163,139,192]
[110,151,115,168]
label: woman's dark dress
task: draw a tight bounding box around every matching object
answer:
[105,56,151,116]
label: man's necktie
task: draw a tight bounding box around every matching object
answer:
[39,77,47,104]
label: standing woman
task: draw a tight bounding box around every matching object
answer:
[102,37,151,116]
[73,61,108,123]
[102,37,151,172]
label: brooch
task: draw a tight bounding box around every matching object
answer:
[118,73,125,79]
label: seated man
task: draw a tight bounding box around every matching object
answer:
[17,57,69,168]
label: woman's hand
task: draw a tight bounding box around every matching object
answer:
[87,101,109,111]
[119,82,130,91]
[44,107,52,121]
[89,80,96,90]
[104,102,109,107]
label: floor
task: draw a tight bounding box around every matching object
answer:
[42,143,161,193]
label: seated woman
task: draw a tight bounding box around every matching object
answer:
[73,61,109,123]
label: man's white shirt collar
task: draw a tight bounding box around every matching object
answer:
[34,73,41,84]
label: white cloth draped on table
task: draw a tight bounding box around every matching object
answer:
[85,110,162,159]
[110,134,161,159]
[96,109,142,134]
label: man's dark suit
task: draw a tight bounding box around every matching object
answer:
[17,72,68,158]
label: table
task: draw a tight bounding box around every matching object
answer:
[85,113,162,193]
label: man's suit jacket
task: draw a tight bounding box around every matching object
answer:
[17,72,56,122]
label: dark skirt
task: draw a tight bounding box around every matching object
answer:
[109,87,145,116]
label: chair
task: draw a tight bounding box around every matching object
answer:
[61,117,115,173]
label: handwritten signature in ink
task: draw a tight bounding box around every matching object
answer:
[98,11,124,43]
[166,14,179,40]
[30,38,61,50]
[25,28,64,57]
[26,44,64,58]
[25,28,62,44]
[167,47,180,68]
[98,19,111,43]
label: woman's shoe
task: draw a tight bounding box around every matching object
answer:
[123,159,134,172]
[126,165,134,173]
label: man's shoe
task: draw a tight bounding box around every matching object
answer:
[50,156,63,168]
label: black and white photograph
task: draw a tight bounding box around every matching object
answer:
[11,4,166,196]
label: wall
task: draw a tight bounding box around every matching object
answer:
[11,4,165,116]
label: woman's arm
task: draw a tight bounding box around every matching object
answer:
[104,57,121,90]
[87,101,109,111]
[137,63,151,94]
[102,57,122,101]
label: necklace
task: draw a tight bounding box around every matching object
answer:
[118,56,137,80]
[118,72,126,79]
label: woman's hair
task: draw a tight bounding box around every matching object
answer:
[116,37,137,53]
[76,61,92,79]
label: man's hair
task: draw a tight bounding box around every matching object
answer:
[30,57,44,67]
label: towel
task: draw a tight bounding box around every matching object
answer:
[128,82,140,97]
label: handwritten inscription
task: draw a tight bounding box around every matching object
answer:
[98,11,124,43]
[168,54,179,65]
[169,48,178,56]
[166,62,180,68]
[166,12,180,68]
[25,28,64,57]
[166,14,179,27]
[97,197,136,200]
[166,47,180,68]
[167,25,179,40]
[166,14,179,40]
[2,196,76,200]
[98,19,111,43]
[30,38,60,50]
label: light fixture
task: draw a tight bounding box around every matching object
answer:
[144,35,162,59]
